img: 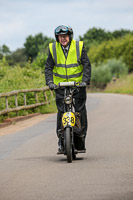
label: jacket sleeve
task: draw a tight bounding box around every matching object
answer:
[81,44,91,85]
[45,49,55,85]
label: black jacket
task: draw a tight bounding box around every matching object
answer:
[45,42,91,85]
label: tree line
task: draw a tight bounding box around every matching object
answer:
[0,27,132,67]
[0,33,54,67]
[1,27,133,121]
[0,27,133,88]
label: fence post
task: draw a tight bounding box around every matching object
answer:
[44,91,48,102]
[15,95,18,107]
[35,92,38,103]
[15,94,18,116]
[50,90,53,98]
[24,93,27,106]
[5,97,8,109]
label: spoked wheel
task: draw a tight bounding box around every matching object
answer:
[65,127,72,163]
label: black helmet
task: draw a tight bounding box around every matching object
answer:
[54,25,73,42]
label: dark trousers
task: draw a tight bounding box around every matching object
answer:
[55,87,88,139]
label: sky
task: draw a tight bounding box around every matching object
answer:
[0,0,133,51]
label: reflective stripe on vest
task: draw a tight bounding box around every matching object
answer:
[53,72,82,79]
[49,40,83,84]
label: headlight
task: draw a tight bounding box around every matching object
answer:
[64,95,72,104]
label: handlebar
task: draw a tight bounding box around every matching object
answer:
[59,81,76,87]
[55,81,85,89]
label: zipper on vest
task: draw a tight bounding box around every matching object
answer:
[65,58,68,81]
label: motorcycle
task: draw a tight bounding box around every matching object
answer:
[55,81,86,163]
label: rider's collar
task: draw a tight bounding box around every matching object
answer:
[61,45,70,51]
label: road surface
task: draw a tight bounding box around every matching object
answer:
[0,93,133,200]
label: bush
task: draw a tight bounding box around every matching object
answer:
[88,34,133,71]
[105,58,128,78]
[32,52,47,69]
[91,64,112,88]
[0,63,46,93]
[91,58,128,88]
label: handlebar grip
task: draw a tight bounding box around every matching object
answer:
[59,82,76,87]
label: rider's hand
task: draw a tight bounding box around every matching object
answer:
[79,82,87,87]
[48,82,56,90]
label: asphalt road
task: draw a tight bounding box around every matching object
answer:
[0,93,133,200]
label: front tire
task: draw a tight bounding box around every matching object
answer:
[72,147,76,160]
[65,127,72,163]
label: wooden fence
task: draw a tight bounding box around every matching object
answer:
[0,87,53,115]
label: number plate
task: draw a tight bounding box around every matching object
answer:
[62,112,75,127]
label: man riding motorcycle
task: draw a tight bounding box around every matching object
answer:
[45,25,91,153]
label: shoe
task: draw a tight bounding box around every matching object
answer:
[57,138,64,154]
[57,145,64,154]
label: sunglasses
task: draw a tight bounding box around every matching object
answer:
[55,25,68,34]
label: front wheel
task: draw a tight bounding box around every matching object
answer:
[65,127,72,163]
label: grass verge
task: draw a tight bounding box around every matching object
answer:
[104,73,133,94]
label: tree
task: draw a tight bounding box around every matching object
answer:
[24,33,54,62]
[0,44,11,56]
[122,35,133,72]
[79,27,113,51]
[79,28,133,52]
[112,29,133,38]
[6,48,27,66]
[32,37,55,68]
[88,34,133,71]
[0,52,2,60]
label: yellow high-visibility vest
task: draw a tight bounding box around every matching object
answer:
[49,40,83,85]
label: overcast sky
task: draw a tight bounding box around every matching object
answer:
[0,0,133,51]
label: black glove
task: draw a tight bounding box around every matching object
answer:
[79,82,86,87]
[48,82,56,90]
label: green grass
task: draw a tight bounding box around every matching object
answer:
[104,73,133,94]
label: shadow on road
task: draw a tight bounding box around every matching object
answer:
[15,155,85,163]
